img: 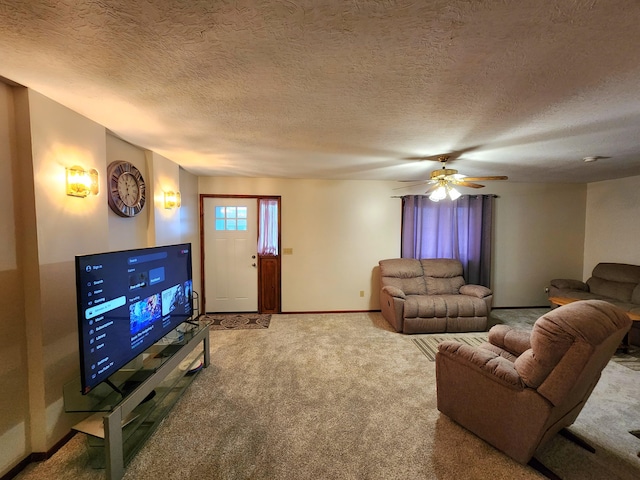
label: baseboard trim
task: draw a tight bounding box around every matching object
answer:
[1,430,76,480]
[280,309,380,314]
[492,306,550,309]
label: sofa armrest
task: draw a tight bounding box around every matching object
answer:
[379,286,406,332]
[437,341,524,389]
[459,284,492,298]
[549,278,588,291]
[488,325,531,357]
[381,285,406,299]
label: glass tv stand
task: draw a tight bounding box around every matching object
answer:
[64,321,210,480]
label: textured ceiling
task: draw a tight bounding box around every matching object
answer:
[1,0,640,184]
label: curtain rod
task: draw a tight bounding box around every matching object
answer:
[391,194,500,199]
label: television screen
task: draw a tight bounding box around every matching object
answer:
[75,243,193,394]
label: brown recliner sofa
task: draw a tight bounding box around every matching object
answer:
[435,300,631,472]
[548,262,640,317]
[378,258,492,334]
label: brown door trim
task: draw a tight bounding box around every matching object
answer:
[199,194,281,313]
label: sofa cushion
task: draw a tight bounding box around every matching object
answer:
[425,276,465,295]
[379,259,427,295]
[489,325,531,356]
[404,294,487,318]
[420,258,463,277]
[550,278,588,291]
[460,284,492,298]
[587,276,636,302]
[592,262,640,284]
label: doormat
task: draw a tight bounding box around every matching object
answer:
[204,313,271,330]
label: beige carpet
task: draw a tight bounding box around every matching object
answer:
[13,312,640,480]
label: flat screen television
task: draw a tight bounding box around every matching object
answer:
[75,243,194,394]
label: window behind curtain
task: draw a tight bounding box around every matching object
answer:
[258,198,279,255]
[401,194,494,286]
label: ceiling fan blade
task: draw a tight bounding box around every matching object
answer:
[424,184,439,195]
[461,176,508,181]
[392,181,430,190]
[454,181,485,188]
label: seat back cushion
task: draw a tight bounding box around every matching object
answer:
[587,263,640,302]
[421,259,465,294]
[514,300,632,392]
[379,258,427,295]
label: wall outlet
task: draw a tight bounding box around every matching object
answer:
[359,290,365,297]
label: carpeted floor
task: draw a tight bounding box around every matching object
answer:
[204,312,271,330]
[12,310,640,480]
[411,327,640,371]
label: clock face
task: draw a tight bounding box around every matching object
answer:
[107,161,146,217]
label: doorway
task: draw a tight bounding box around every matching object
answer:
[200,195,281,314]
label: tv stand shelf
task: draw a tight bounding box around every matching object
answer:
[64,322,210,480]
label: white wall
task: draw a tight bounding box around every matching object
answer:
[26,90,111,450]
[198,177,402,311]
[489,182,586,306]
[584,175,640,278]
[106,134,148,251]
[146,151,183,247]
[199,177,587,310]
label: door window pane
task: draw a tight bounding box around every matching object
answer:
[215,205,247,231]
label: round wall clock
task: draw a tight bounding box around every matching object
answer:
[107,161,146,217]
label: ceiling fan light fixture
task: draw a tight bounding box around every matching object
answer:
[428,182,461,202]
[448,185,462,200]
[429,185,448,202]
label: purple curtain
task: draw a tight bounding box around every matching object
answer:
[258,199,279,255]
[401,194,494,287]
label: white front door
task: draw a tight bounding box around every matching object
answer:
[203,197,258,312]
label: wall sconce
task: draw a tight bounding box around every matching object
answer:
[164,191,181,209]
[66,166,99,197]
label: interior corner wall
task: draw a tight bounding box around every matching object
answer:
[489,182,586,307]
[0,82,31,477]
[583,175,640,278]
[179,168,201,302]
[146,151,182,247]
[26,90,111,451]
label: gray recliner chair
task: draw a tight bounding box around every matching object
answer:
[435,300,631,475]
